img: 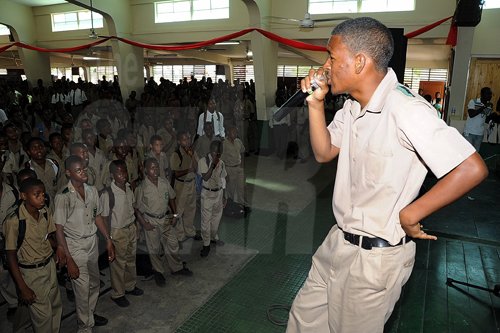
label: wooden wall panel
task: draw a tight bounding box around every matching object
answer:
[464,58,500,119]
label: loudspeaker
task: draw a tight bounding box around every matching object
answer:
[71,67,79,75]
[454,0,483,27]
[389,28,407,84]
[216,65,225,75]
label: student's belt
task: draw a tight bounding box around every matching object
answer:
[175,177,194,183]
[144,211,168,219]
[203,186,222,192]
[18,255,52,269]
[339,227,412,250]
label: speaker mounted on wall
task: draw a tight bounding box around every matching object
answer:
[454,0,484,27]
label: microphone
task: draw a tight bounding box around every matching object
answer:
[273,74,325,122]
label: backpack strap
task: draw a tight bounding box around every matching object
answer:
[15,206,25,251]
[99,186,115,212]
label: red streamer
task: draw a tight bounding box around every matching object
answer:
[446,23,458,46]
[404,16,453,39]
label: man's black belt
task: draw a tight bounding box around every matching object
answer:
[203,186,221,192]
[176,178,194,183]
[19,256,52,269]
[144,211,168,219]
[340,228,412,250]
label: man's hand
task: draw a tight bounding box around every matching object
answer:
[143,221,155,231]
[19,285,36,305]
[107,240,115,262]
[67,257,80,279]
[399,209,437,240]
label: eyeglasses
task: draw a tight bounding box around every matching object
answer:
[71,167,88,175]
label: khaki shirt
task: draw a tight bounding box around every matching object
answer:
[134,177,175,216]
[157,128,177,159]
[221,138,244,167]
[29,159,60,201]
[4,204,55,265]
[194,135,218,160]
[198,156,226,190]
[88,147,108,191]
[102,154,139,188]
[47,151,65,172]
[54,181,102,240]
[0,183,17,228]
[100,181,135,229]
[97,135,113,158]
[327,69,475,245]
[2,147,28,175]
[170,148,198,182]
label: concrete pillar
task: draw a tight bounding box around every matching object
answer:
[112,38,145,100]
[223,64,232,83]
[448,26,475,127]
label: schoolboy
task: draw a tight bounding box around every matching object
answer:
[70,143,97,188]
[147,135,169,179]
[96,118,113,158]
[170,131,199,241]
[135,158,192,287]
[2,122,28,185]
[54,155,115,332]
[47,132,66,172]
[4,178,64,332]
[25,137,61,204]
[101,137,140,190]
[100,160,143,307]
[81,128,108,191]
[60,123,73,158]
[198,140,227,257]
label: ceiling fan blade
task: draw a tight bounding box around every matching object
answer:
[265,16,301,22]
[313,17,351,23]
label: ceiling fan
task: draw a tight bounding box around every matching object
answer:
[267,13,350,28]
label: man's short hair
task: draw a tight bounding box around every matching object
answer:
[26,137,45,150]
[64,155,83,170]
[19,177,44,194]
[109,159,127,174]
[49,132,62,143]
[16,168,37,185]
[144,157,158,169]
[150,134,163,145]
[69,142,87,155]
[209,140,223,154]
[331,17,394,72]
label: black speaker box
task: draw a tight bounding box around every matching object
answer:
[216,64,225,75]
[71,67,79,75]
[454,0,483,27]
[389,28,407,84]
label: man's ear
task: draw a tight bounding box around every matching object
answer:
[20,192,27,201]
[354,54,366,74]
[65,169,71,178]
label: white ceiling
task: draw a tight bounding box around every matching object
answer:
[9,0,66,7]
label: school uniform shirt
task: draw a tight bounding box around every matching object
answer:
[28,159,60,201]
[100,181,135,229]
[197,111,225,138]
[50,93,66,104]
[145,151,169,179]
[156,128,177,159]
[53,181,102,240]
[0,182,17,227]
[198,155,227,190]
[134,177,176,216]
[4,204,54,265]
[2,149,28,176]
[66,88,87,106]
[194,135,218,160]
[88,147,108,191]
[221,138,245,167]
[170,149,198,182]
[102,154,139,188]
[97,135,113,159]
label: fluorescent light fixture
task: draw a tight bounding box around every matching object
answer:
[215,41,240,45]
[246,50,253,57]
[83,56,100,60]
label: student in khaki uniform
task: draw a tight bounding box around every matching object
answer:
[4,178,64,333]
[54,156,115,332]
[198,141,227,258]
[146,135,169,179]
[100,160,143,308]
[221,126,249,209]
[25,137,61,205]
[70,143,97,188]
[2,122,29,185]
[0,171,19,319]
[81,128,108,191]
[170,131,199,241]
[47,133,66,171]
[102,137,140,191]
[96,118,113,158]
[135,158,193,288]
[157,117,177,161]
[194,122,218,159]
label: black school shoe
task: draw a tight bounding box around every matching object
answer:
[94,314,108,326]
[172,262,193,276]
[154,272,166,287]
[125,287,144,296]
[111,296,130,308]
[200,245,210,257]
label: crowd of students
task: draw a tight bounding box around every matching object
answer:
[0,74,254,332]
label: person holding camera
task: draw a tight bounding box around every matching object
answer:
[464,86,493,151]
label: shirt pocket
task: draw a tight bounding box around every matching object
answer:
[363,148,394,184]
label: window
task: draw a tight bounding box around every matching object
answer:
[233,65,254,83]
[403,68,448,91]
[151,64,222,83]
[155,0,229,23]
[484,0,500,9]
[51,67,84,81]
[51,10,103,32]
[0,24,10,36]
[89,66,117,84]
[0,69,7,75]
[308,0,414,14]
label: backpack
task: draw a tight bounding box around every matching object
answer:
[1,206,49,267]
[99,186,115,212]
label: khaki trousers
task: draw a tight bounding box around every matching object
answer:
[200,188,224,246]
[174,180,197,239]
[19,259,62,333]
[225,166,246,205]
[143,216,182,274]
[0,265,18,308]
[67,235,100,333]
[110,223,137,298]
[287,225,416,333]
